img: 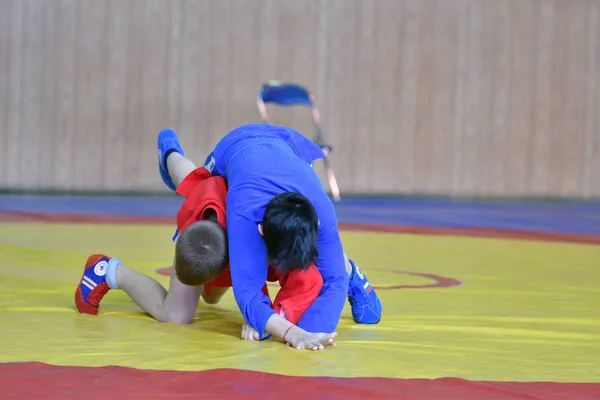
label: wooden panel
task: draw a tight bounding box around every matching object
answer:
[5,0,25,188]
[585,0,600,197]
[395,0,422,193]
[505,0,536,197]
[72,0,108,190]
[0,0,11,186]
[51,0,77,189]
[103,0,131,190]
[0,0,598,198]
[39,0,57,189]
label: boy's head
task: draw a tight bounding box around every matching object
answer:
[174,220,228,286]
[260,192,319,273]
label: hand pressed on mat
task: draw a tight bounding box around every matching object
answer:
[241,323,337,350]
[285,326,337,351]
[241,324,261,341]
[240,313,337,351]
[242,312,337,350]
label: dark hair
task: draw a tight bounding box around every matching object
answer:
[262,192,319,273]
[174,220,228,285]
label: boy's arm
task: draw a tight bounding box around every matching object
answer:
[226,210,278,337]
[227,210,334,342]
[295,220,348,333]
[227,203,339,350]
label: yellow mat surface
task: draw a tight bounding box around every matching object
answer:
[1,222,599,382]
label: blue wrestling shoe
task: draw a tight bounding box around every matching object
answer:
[347,259,382,324]
[157,128,184,191]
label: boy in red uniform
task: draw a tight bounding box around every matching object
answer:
[75,163,327,346]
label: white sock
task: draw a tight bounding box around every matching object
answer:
[106,258,122,289]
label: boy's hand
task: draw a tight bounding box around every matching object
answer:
[242,311,287,342]
[241,323,260,341]
[285,326,337,350]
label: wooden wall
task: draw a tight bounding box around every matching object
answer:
[1,0,599,198]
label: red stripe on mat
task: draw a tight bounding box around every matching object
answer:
[1,211,599,244]
[338,223,600,245]
[0,363,598,400]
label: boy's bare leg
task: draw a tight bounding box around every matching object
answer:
[163,150,231,306]
[76,131,224,320]
[166,152,197,187]
[113,256,202,324]
[344,253,352,275]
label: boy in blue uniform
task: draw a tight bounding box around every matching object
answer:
[158,124,382,349]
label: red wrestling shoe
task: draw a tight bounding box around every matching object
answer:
[74,254,115,315]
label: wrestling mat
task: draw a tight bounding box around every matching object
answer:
[0,196,599,399]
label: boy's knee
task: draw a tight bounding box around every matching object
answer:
[203,296,221,305]
[202,288,226,305]
[159,309,194,324]
[202,286,228,305]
